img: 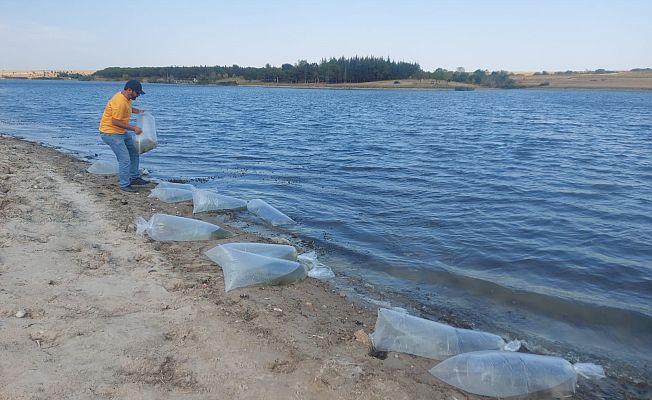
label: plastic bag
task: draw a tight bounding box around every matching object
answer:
[429,351,604,398]
[215,242,298,260]
[192,189,248,213]
[503,339,522,352]
[148,187,193,203]
[298,251,335,280]
[574,363,605,379]
[205,242,306,291]
[156,181,196,190]
[247,199,295,226]
[136,213,233,241]
[134,112,157,154]
[87,160,118,175]
[370,308,505,360]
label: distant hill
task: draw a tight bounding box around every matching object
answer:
[510,70,652,90]
[0,70,95,79]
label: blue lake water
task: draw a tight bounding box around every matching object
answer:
[1,79,651,379]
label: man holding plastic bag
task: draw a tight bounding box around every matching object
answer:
[98,79,154,192]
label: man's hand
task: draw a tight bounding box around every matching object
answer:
[134,126,143,135]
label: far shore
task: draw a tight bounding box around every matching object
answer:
[508,70,652,90]
[0,69,95,79]
[237,71,652,91]
[2,69,652,90]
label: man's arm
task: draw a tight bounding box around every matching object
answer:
[111,118,142,134]
[132,107,145,114]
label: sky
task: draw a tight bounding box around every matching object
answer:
[1,0,650,72]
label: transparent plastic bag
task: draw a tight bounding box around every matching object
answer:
[136,213,233,241]
[205,242,306,291]
[215,242,298,260]
[192,189,247,213]
[429,351,604,398]
[87,160,118,175]
[574,363,605,379]
[148,187,193,203]
[156,181,196,190]
[298,251,335,280]
[370,308,505,360]
[134,112,157,154]
[247,199,295,226]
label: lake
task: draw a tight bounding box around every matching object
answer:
[1,79,650,381]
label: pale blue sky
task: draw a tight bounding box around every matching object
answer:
[1,0,650,72]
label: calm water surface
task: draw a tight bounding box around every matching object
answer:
[1,80,651,379]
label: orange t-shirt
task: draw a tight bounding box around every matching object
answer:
[99,91,132,134]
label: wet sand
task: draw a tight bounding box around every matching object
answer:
[0,135,644,399]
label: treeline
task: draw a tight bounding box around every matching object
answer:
[57,71,93,80]
[423,68,515,88]
[95,56,421,84]
[92,56,517,88]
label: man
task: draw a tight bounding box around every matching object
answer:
[98,79,150,192]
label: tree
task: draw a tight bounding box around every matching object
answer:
[92,58,517,88]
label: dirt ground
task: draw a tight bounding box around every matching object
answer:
[509,70,652,90]
[0,135,481,399]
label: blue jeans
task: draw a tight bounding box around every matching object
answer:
[100,132,139,188]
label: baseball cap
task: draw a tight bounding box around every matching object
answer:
[124,79,145,95]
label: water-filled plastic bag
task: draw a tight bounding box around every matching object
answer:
[87,160,118,175]
[192,189,247,213]
[213,242,298,260]
[134,112,157,154]
[370,308,505,360]
[205,242,306,291]
[156,181,196,190]
[136,213,232,241]
[148,187,193,203]
[429,351,604,398]
[298,251,335,280]
[247,199,295,226]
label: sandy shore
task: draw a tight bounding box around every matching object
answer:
[0,135,470,399]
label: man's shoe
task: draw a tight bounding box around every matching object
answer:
[120,185,138,193]
[130,177,150,186]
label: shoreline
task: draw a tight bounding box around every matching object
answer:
[4,73,652,91]
[0,135,467,399]
[0,135,647,399]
